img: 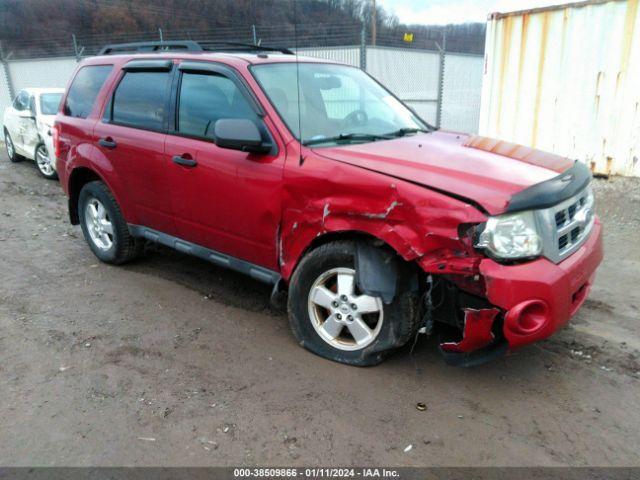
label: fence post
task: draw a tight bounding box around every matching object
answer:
[72,34,85,62]
[0,41,15,101]
[360,25,367,71]
[435,34,446,129]
[252,25,258,46]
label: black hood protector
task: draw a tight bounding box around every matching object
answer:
[505,161,592,213]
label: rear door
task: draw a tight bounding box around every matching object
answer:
[164,62,285,270]
[93,60,175,234]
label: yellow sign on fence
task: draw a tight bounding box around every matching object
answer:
[403,33,414,43]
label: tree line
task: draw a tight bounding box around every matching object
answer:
[0,0,486,57]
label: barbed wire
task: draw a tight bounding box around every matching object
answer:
[1,21,483,60]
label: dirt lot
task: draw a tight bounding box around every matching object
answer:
[0,151,639,467]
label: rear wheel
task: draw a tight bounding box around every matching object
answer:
[35,143,58,179]
[4,130,22,163]
[288,241,419,366]
[78,181,142,265]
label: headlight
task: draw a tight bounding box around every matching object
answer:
[475,210,542,260]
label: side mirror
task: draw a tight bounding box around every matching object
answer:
[213,118,271,154]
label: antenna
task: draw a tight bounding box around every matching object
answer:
[293,0,304,165]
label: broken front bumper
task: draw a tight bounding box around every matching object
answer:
[480,218,604,350]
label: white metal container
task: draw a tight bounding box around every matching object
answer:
[480,0,640,177]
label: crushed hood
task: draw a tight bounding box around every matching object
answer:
[314,131,575,215]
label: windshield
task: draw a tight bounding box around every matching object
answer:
[252,63,429,146]
[40,93,63,115]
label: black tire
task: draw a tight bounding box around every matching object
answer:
[78,181,142,265]
[35,143,58,180]
[4,129,23,163]
[287,241,419,366]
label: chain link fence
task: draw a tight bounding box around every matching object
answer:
[0,24,484,134]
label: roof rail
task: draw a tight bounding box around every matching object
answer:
[98,41,203,56]
[221,42,295,55]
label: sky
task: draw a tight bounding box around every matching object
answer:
[378,0,577,25]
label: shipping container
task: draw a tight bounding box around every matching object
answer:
[480,0,640,177]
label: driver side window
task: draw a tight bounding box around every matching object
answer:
[13,91,29,111]
[178,72,258,139]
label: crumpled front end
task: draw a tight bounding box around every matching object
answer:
[481,219,603,350]
[431,216,603,367]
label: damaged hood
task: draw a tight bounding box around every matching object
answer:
[314,131,575,215]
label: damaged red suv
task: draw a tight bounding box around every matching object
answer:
[54,41,603,367]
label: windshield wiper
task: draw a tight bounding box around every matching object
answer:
[385,127,431,138]
[303,132,392,147]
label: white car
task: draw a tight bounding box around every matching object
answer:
[3,87,64,179]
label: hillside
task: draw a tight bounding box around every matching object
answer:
[0,0,486,58]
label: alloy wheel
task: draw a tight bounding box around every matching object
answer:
[36,144,54,176]
[84,197,114,251]
[5,133,15,159]
[307,267,384,351]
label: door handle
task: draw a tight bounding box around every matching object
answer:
[98,137,117,149]
[173,155,197,168]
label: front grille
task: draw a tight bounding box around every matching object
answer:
[536,186,595,264]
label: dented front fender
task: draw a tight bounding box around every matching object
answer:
[279,149,487,281]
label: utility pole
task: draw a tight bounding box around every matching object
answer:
[0,41,15,100]
[371,0,377,47]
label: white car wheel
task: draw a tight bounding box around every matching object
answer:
[35,144,57,179]
[4,131,21,163]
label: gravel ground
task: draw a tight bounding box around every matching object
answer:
[0,152,639,467]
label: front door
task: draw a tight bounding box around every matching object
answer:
[164,65,284,270]
[6,90,32,156]
[18,94,40,158]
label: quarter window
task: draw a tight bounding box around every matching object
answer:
[178,72,257,138]
[64,65,113,118]
[111,71,171,131]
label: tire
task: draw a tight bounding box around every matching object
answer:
[287,241,419,366]
[35,143,58,180]
[78,181,142,265]
[4,130,22,163]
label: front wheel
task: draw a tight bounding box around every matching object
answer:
[287,241,419,366]
[78,181,142,265]
[35,144,58,179]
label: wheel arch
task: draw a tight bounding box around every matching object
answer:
[283,229,423,296]
[33,139,45,158]
[67,167,106,224]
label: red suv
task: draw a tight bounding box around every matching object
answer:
[54,41,603,367]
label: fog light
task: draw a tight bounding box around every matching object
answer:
[505,300,550,336]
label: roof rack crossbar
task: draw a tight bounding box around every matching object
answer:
[221,42,295,55]
[99,41,203,56]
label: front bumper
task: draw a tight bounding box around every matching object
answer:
[480,218,604,350]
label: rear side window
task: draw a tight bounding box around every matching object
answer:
[40,93,63,115]
[111,71,171,131]
[64,65,112,118]
[178,72,257,138]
